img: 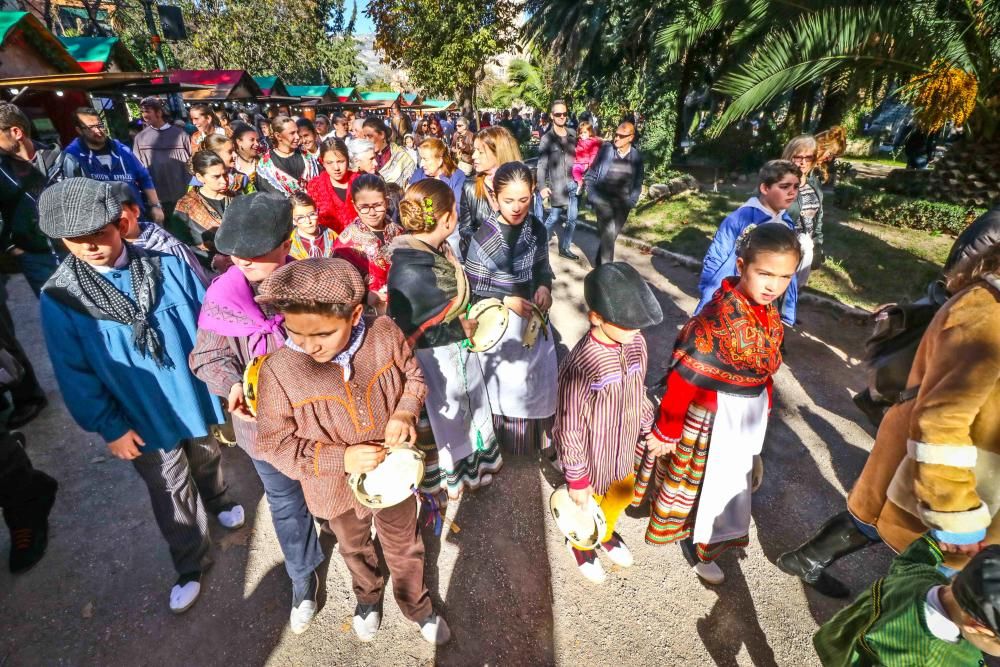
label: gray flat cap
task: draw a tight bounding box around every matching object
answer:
[214,193,292,258]
[38,178,122,239]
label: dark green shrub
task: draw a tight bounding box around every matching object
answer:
[833,183,984,235]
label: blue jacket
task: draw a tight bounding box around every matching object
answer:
[40,252,224,451]
[409,167,466,215]
[62,138,155,212]
[696,204,799,325]
[584,142,644,209]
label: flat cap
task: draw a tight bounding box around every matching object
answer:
[584,262,663,330]
[256,258,366,308]
[38,178,122,239]
[214,193,292,258]
[953,544,1000,635]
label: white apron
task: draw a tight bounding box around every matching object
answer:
[795,232,815,288]
[477,310,558,419]
[416,343,496,472]
[692,389,769,545]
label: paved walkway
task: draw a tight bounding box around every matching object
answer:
[0,228,892,666]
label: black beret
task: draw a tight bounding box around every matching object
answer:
[214,193,292,258]
[953,544,1000,635]
[584,262,663,330]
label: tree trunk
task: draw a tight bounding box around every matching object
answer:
[671,49,695,163]
[458,84,476,128]
[783,85,810,135]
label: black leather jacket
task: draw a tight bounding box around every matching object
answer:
[458,178,494,258]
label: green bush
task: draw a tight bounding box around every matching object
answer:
[833,183,984,235]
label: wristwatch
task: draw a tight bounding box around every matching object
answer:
[150,203,163,209]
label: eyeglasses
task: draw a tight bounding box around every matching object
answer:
[81,122,106,131]
[792,154,817,163]
[357,203,386,214]
[293,212,319,224]
[614,132,633,140]
[552,112,567,118]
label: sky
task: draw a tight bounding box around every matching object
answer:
[350,0,375,35]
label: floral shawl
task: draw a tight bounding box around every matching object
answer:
[670,276,783,395]
[256,149,320,196]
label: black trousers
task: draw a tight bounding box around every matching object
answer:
[593,197,632,266]
[0,425,53,526]
[0,277,46,408]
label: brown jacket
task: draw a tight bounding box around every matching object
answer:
[254,315,426,519]
[848,276,1000,566]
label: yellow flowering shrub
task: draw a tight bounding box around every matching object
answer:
[906,61,979,133]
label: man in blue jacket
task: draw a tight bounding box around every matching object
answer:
[585,122,644,266]
[62,107,166,225]
[695,159,802,325]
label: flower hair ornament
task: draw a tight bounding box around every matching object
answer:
[422,196,437,230]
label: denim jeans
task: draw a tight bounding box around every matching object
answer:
[541,181,579,252]
[251,456,324,585]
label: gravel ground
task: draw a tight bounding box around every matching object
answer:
[0,228,897,666]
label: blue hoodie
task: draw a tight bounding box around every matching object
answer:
[62,138,155,213]
[695,197,798,325]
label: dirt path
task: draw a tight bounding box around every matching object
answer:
[0,229,893,666]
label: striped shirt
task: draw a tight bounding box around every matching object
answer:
[253,315,426,519]
[553,332,654,495]
[813,535,984,666]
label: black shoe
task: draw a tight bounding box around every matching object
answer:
[558,248,580,261]
[8,398,47,430]
[775,511,874,599]
[7,472,57,574]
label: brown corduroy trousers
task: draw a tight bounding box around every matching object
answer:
[327,496,432,622]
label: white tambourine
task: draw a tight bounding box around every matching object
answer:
[549,485,608,550]
[348,446,425,509]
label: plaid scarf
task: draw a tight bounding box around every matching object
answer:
[464,213,547,299]
[43,244,169,367]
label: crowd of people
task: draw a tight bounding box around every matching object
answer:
[2,92,1000,665]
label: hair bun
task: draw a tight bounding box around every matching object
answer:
[398,198,426,232]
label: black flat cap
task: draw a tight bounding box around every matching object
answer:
[953,544,1000,634]
[214,193,292,258]
[38,178,122,239]
[584,262,663,329]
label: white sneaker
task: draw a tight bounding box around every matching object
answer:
[567,541,606,584]
[599,533,634,568]
[693,560,725,584]
[216,504,245,529]
[352,603,381,642]
[169,572,202,613]
[290,600,317,635]
[417,612,451,645]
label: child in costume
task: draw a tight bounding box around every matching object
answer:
[288,191,338,259]
[253,258,450,645]
[38,179,243,613]
[696,159,801,325]
[464,161,558,454]
[814,535,1000,665]
[635,224,801,584]
[189,192,325,634]
[387,178,501,500]
[334,173,404,312]
[553,262,663,583]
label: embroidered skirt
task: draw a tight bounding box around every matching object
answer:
[633,403,749,562]
[416,344,502,499]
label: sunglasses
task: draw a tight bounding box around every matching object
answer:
[615,132,633,140]
[552,112,567,118]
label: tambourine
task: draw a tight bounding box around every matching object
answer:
[466,298,549,352]
[549,485,608,550]
[466,298,509,352]
[242,354,270,417]
[349,446,426,509]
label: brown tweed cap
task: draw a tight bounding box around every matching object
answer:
[256,258,366,308]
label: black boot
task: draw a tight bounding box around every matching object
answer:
[5,470,58,574]
[776,511,874,599]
